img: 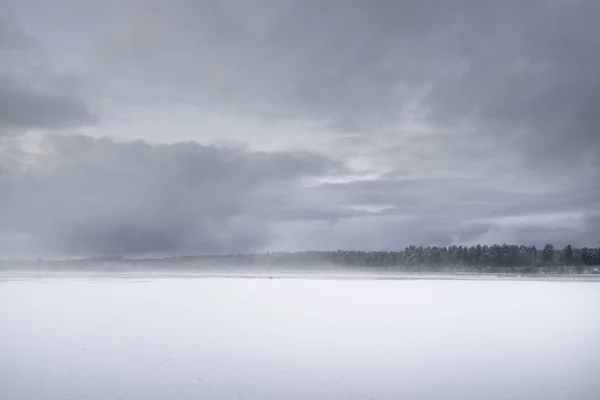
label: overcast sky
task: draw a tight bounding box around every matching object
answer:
[1,0,599,256]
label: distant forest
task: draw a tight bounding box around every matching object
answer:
[4,244,600,274]
[196,244,600,273]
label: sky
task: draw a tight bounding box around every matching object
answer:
[0,0,599,257]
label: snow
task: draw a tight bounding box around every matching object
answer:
[1,271,599,399]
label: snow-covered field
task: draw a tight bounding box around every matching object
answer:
[1,272,599,399]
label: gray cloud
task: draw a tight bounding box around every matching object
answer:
[0,134,343,256]
[0,81,94,132]
[0,134,597,256]
[6,1,599,144]
[421,1,600,168]
[282,174,600,249]
[23,0,593,172]
[0,1,598,254]
[28,0,600,142]
[0,16,34,50]
[0,17,94,134]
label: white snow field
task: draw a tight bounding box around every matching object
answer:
[1,272,599,399]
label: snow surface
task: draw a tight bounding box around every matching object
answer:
[1,271,599,399]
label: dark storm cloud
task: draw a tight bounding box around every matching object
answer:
[0,134,344,255]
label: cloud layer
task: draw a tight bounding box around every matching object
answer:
[0,1,599,255]
[0,17,94,135]
[0,135,345,255]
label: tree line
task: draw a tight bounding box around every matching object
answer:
[177,244,600,274]
[4,244,600,274]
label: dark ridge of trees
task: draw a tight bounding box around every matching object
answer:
[173,244,598,273]
[231,244,599,273]
[2,244,600,274]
